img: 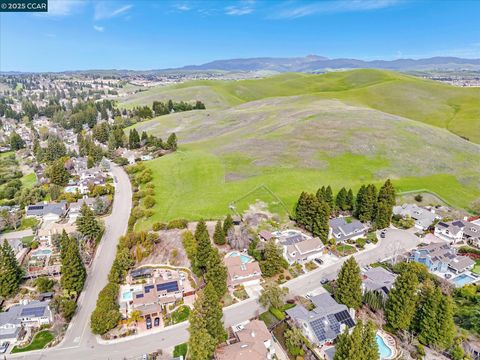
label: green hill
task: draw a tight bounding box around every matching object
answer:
[122,69,480,143]
[123,85,480,229]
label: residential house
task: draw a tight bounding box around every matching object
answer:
[286,293,355,346]
[0,301,53,343]
[435,220,480,245]
[273,230,325,264]
[37,222,77,246]
[362,267,397,298]
[409,243,475,274]
[328,218,368,243]
[6,238,23,255]
[393,204,438,230]
[215,320,275,360]
[224,254,262,287]
[258,230,274,241]
[25,201,68,222]
[68,197,96,221]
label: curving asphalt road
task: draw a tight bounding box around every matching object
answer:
[7,227,420,360]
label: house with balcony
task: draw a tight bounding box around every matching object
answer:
[434,220,480,245]
[273,230,325,264]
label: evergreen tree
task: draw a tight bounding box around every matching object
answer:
[378,179,396,208]
[325,185,334,211]
[205,248,228,298]
[316,186,327,203]
[47,158,70,186]
[354,185,366,218]
[312,199,330,243]
[60,236,86,294]
[194,220,212,271]
[334,320,378,360]
[166,132,177,150]
[259,281,288,309]
[418,285,442,346]
[9,131,25,150]
[335,257,362,309]
[128,128,140,149]
[213,220,226,245]
[356,184,377,222]
[260,239,287,277]
[223,214,234,235]
[374,199,392,229]
[202,282,227,343]
[362,320,379,360]
[345,188,355,211]
[76,203,102,242]
[436,292,455,349]
[335,187,348,211]
[188,290,216,360]
[0,240,23,297]
[385,271,418,331]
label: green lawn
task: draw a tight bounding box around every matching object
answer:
[169,305,190,324]
[11,330,54,353]
[472,260,480,275]
[336,244,357,256]
[173,343,188,358]
[21,172,37,188]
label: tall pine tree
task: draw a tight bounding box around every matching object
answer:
[345,188,355,211]
[0,240,23,297]
[194,220,212,272]
[335,187,348,211]
[385,271,418,331]
[213,220,226,245]
[335,257,362,310]
[188,290,216,360]
[60,236,86,294]
[205,248,228,298]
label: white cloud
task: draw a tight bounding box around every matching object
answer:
[225,6,254,16]
[93,25,104,32]
[175,4,191,11]
[40,0,85,17]
[94,3,133,20]
[272,0,400,19]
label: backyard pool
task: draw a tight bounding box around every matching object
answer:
[226,251,253,264]
[452,273,477,287]
[31,249,52,257]
[122,291,133,301]
[376,333,394,359]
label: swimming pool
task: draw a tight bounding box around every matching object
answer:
[122,291,133,301]
[227,251,253,264]
[31,249,52,257]
[452,273,476,287]
[376,334,393,359]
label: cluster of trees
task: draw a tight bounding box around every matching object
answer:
[34,135,67,163]
[60,231,86,295]
[152,99,206,116]
[0,240,23,298]
[187,220,228,360]
[127,128,177,151]
[127,163,157,229]
[385,267,456,351]
[453,284,479,336]
[9,131,25,150]
[78,133,105,163]
[294,180,396,242]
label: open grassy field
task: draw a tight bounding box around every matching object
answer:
[121,70,480,229]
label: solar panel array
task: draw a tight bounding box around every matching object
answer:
[20,306,45,317]
[144,285,154,293]
[310,318,328,342]
[28,205,44,210]
[136,294,144,299]
[156,281,179,293]
[334,310,355,328]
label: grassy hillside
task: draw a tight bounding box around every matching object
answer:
[128,93,480,230]
[122,69,480,143]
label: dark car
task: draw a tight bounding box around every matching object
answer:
[0,342,9,354]
[146,317,152,330]
[314,258,324,265]
[154,317,160,327]
[380,231,386,238]
[320,278,328,285]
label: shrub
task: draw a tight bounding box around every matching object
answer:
[415,194,423,202]
[269,307,285,320]
[35,277,55,293]
[143,196,156,209]
[31,241,39,249]
[167,219,189,229]
[152,222,167,231]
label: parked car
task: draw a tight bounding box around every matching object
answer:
[320,278,328,285]
[0,342,9,354]
[146,317,152,329]
[314,258,324,265]
[380,231,386,238]
[154,317,160,327]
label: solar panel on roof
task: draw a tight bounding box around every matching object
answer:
[156,281,179,292]
[28,205,44,210]
[144,285,154,293]
[136,294,144,299]
[20,306,45,317]
[310,318,327,342]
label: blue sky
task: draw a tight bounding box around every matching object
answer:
[1,0,480,72]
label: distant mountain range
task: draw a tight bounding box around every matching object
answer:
[174,55,480,72]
